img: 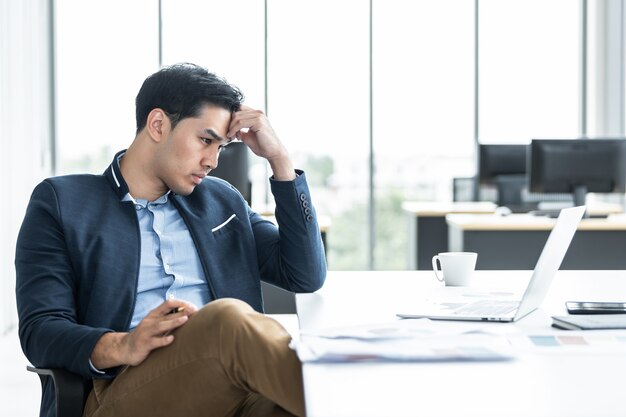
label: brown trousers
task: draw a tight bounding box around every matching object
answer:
[82,298,305,417]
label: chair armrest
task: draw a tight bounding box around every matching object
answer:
[27,366,91,417]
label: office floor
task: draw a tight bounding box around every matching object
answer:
[0,314,299,417]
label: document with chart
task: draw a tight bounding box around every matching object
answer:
[291,319,514,363]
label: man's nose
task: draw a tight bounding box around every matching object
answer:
[203,146,220,171]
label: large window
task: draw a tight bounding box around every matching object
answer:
[478,0,580,143]
[373,0,475,269]
[161,0,264,116]
[53,1,589,271]
[55,0,158,174]
[161,0,267,205]
[267,0,370,269]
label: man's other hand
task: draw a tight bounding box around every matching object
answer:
[91,299,197,369]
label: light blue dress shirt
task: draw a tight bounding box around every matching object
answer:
[124,192,211,330]
[90,191,210,373]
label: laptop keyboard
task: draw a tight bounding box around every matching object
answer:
[454,300,520,316]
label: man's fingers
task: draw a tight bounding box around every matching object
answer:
[135,315,187,344]
[161,314,189,331]
[228,109,267,138]
[147,314,188,335]
[152,299,181,315]
[153,299,198,317]
[150,333,175,346]
[124,305,193,366]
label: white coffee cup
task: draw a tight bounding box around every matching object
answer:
[431,252,477,286]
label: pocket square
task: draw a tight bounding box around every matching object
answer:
[212,214,237,232]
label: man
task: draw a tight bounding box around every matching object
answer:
[16,63,326,417]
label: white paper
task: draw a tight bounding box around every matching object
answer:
[293,320,514,363]
[300,318,484,340]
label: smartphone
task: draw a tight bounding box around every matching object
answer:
[565,301,626,314]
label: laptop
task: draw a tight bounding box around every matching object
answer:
[397,205,586,322]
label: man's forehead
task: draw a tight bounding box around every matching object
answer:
[191,105,231,135]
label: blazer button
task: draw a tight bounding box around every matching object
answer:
[304,207,311,215]
[306,214,313,222]
[300,193,307,202]
[302,200,309,208]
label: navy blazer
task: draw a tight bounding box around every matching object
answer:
[15,151,326,417]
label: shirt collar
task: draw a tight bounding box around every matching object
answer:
[122,191,171,207]
[106,150,172,204]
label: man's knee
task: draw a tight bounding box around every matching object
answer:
[180,297,289,356]
[195,298,255,329]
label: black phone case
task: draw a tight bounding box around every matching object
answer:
[566,301,626,315]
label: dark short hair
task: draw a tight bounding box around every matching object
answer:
[135,63,244,134]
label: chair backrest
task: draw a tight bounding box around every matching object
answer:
[452,176,478,202]
[208,141,252,205]
[27,366,90,417]
[495,174,526,206]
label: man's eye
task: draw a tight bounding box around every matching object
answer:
[200,137,212,145]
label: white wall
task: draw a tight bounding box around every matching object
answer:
[0,0,53,334]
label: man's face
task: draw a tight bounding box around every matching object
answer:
[155,104,232,196]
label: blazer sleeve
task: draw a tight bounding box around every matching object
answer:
[15,180,117,379]
[251,170,327,292]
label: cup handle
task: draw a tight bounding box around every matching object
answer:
[432,255,444,282]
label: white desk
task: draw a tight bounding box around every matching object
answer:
[296,271,626,417]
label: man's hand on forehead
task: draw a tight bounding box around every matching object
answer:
[227,105,295,180]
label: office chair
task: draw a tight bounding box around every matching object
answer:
[452,176,477,202]
[27,366,91,417]
[208,141,252,205]
[494,174,526,207]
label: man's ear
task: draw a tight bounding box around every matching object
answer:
[146,108,169,142]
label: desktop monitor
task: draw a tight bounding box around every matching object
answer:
[208,141,252,205]
[477,144,528,206]
[528,139,626,208]
[477,144,528,185]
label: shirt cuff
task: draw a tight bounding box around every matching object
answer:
[89,358,106,375]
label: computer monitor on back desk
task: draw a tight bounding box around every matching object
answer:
[528,138,626,217]
[477,144,528,208]
[478,144,528,185]
[477,143,569,211]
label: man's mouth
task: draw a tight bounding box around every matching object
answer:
[191,173,205,185]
